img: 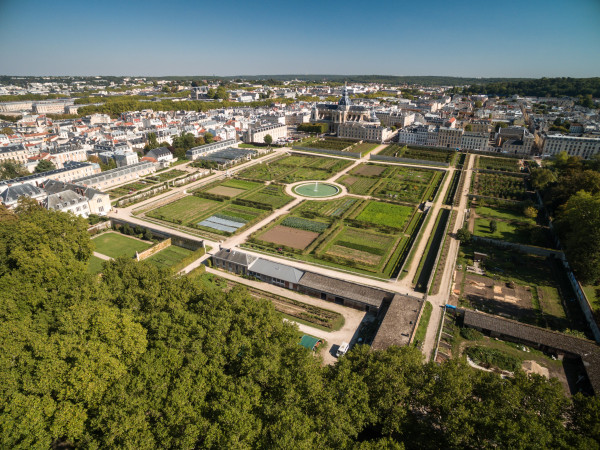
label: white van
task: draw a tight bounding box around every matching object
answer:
[336,342,350,358]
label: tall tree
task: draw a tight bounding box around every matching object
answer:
[557,191,600,283]
[34,159,56,173]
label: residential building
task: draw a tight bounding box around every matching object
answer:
[146,147,174,163]
[114,151,139,167]
[0,161,100,191]
[43,189,91,217]
[0,144,29,164]
[460,132,489,151]
[437,127,463,149]
[376,111,415,128]
[42,179,111,216]
[337,122,393,143]
[542,134,600,159]
[244,123,287,144]
[73,161,156,190]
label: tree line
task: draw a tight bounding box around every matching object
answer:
[459,77,600,100]
[0,201,598,448]
[532,152,600,284]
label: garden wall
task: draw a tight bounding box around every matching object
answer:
[88,221,111,234]
[370,154,449,167]
[566,271,600,342]
[292,146,361,159]
[137,238,172,261]
[471,235,563,257]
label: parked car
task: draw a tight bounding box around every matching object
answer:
[336,342,350,358]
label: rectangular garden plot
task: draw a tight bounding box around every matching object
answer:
[147,196,220,225]
[355,201,413,229]
[259,225,320,250]
[206,186,246,198]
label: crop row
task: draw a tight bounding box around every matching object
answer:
[281,216,330,233]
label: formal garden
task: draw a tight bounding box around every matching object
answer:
[145,177,294,238]
[477,155,523,173]
[237,153,352,183]
[245,197,424,279]
[338,163,445,204]
[378,144,455,164]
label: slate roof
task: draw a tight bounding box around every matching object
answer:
[371,294,423,350]
[463,310,600,394]
[248,258,304,284]
[213,248,257,267]
[42,179,105,200]
[298,272,391,308]
[0,184,45,205]
[44,189,87,210]
[147,147,172,158]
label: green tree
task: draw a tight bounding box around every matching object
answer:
[530,168,556,190]
[1,126,13,135]
[0,161,28,180]
[474,100,483,108]
[204,132,214,144]
[145,132,159,151]
[557,191,600,283]
[456,226,472,242]
[34,159,56,173]
[489,220,498,233]
[263,134,273,146]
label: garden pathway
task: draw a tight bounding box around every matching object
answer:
[421,154,475,361]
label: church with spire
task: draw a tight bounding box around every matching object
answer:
[310,83,375,134]
[310,83,393,142]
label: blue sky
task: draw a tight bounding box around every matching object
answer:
[1,0,599,77]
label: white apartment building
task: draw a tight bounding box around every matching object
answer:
[543,134,600,159]
[460,132,489,151]
[244,123,287,144]
[73,161,156,190]
[337,122,393,143]
[397,124,438,147]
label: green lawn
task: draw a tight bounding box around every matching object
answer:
[146,245,194,269]
[583,285,600,311]
[473,218,550,248]
[148,196,220,225]
[356,201,413,229]
[92,233,152,259]
[87,256,105,274]
[476,206,535,223]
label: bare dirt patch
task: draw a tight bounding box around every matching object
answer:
[260,225,319,250]
[342,176,358,186]
[206,186,246,197]
[463,273,535,321]
[355,165,385,176]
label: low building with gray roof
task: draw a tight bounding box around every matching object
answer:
[248,258,304,290]
[297,271,393,313]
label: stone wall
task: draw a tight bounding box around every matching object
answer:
[137,238,172,261]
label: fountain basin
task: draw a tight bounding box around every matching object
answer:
[293,182,340,198]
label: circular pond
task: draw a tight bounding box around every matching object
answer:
[293,182,340,198]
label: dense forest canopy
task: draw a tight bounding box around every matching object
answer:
[0,201,599,448]
[460,77,600,98]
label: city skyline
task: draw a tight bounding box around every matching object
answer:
[1,0,599,78]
